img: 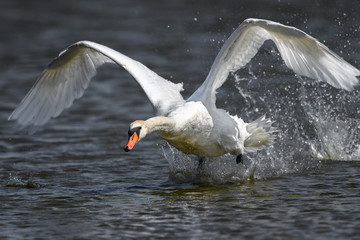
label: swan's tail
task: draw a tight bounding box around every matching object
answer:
[244,115,276,152]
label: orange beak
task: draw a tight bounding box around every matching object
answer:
[124,132,139,152]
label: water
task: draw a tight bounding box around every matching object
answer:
[1,0,360,239]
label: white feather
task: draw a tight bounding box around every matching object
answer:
[8,19,360,159]
[189,18,360,104]
[9,41,184,127]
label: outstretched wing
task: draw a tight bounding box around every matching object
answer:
[189,18,360,104]
[9,41,184,127]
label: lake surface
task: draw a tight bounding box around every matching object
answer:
[1,0,360,239]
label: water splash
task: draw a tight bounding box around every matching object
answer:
[161,143,256,184]
[232,71,360,160]
[161,71,359,184]
[5,173,43,188]
[301,89,360,161]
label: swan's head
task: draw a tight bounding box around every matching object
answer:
[124,120,148,152]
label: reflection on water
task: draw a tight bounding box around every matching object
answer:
[1,0,360,239]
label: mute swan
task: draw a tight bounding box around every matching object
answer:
[9,18,360,164]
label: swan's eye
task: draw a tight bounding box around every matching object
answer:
[128,126,141,136]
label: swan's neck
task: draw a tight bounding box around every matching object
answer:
[145,116,176,135]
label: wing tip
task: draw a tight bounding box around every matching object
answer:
[8,111,14,121]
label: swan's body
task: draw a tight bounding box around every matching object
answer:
[9,19,360,163]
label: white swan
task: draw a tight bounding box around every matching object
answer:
[9,18,360,164]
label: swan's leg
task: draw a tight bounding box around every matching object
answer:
[198,157,205,168]
[236,154,243,164]
[198,157,206,174]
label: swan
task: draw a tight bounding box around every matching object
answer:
[9,18,360,164]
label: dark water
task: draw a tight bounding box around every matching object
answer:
[1,0,360,239]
